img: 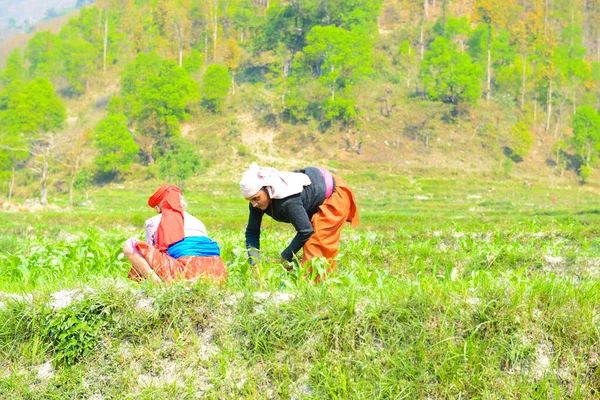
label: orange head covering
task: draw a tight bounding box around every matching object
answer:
[148,184,185,251]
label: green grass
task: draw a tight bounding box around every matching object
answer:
[1,170,600,398]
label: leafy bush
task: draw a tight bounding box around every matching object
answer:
[201,64,231,113]
[44,299,111,366]
[506,122,533,162]
[94,113,138,180]
[157,137,202,188]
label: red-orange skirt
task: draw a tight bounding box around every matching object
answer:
[301,175,359,281]
[127,242,227,283]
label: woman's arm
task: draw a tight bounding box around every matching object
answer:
[245,203,263,264]
[280,198,314,262]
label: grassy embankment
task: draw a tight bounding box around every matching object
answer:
[1,167,600,398]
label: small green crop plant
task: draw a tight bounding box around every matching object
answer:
[44,299,112,366]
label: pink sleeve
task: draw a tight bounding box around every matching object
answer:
[145,216,160,245]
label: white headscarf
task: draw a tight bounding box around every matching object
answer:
[239,162,311,199]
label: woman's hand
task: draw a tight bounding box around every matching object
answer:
[280,258,295,271]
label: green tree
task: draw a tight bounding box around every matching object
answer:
[506,121,534,162]
[94,114,138,180]
[24,31,59,80]
[1,48,28,86]
[0,49,28,110]
[570,105,600,169]
[157,137,201,188]
[302,25,373,101]
[0,78,65,203]
[224,38,241,94]
[121,53,200,162]
[472,0,516,102]
[5,78,66,134]
[420,37,482,105]
[228,0,260,43]
[552,23,590,114]
[201,64,231,112]
[0,123,28,200]
[57,27,97,96]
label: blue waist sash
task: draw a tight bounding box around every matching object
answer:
[167,236,221,258]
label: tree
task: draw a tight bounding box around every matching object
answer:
[121,53,200,162]
[94,114,138,180]
[302,25,374,102]
[472,0,516,102]
[64,127,90,206]
[201,64,231,112]
[229,0,261,42]
[553,23,591,114]
[224,38,241,93]
[5,78,66,134]
[29,133,68,205]
[1,48,28,86]
[505,121,534,162]
[57,28,97,95]
[0,78,65,203]
[420,37,482,105]
[570,105,600,168]
[0,125,28,200]
[157,137,201,188]
[24,31,59,80]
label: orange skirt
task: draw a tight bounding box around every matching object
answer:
[127,242,227,283]
[301,175,359,281]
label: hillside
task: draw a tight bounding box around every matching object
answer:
[0,0,599,205]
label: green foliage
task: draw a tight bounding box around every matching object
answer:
[1,48,28,86]
[501,155,514,176]
[506,121,534,162]
[74,168,93,190]
[579,165,593,183]
[56,27,97,96]
[121,53,200,138]
[4,78,66,134]
[322,95,358,125]
[182,49,204,74]
[420,37,482,104]
[24,31,58,80]
[303,25,374,93]
[570,105,600,168]
[157,138,203,188]
[106,96,125,115]
[44,299,111,366]
[201,64,231,113]
[94,114,138,178]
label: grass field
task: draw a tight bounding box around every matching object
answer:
[1,167,600,398]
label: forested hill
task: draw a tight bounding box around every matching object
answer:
[0,0,599,205]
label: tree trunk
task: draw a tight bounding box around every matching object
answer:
[586,142,591,166]
[9,165,15,201]
[407,46,412,88]
[41,153,48,206]
[520,55,526,110]
[420,18,425,60]
[205,28,208,64]
[331,65,335,101]
[231,73,235,94]
[213,1,218,60]
[534,92,537,127]
[424,0,428,17]
[69,154,80,207]
[486,23,491,104]
[179,44,183,67]
[103,11,108,72]
[545,80,552,133]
